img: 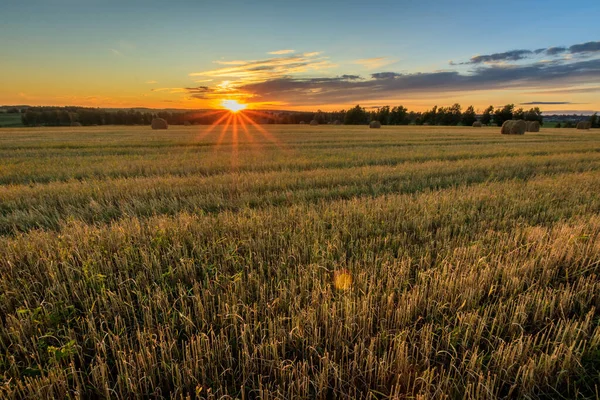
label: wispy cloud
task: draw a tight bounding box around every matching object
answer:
[145,80,157,84]
[525,86,600,95]
[519,101,578,105]
[151,87,187,94]
[214,60,249,65]
[569,41,600,54]
[354,57,397,69]
[268,49,295,55]
[236,58,600,106]
[188,52,336,91]
[109,48,122,56]
[181,40,600,107]
[451,41,600,65]
[453,50,533,65]
[545,47,567,56]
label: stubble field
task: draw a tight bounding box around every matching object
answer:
[1,124,599,399]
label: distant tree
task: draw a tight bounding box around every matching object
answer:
[344,105,369,125]
[481,105,494,126]
[447,103,462,125]
[494,104,514,126]
[7,107,20,113]
[590,112,598,128]
[564,121,575,128]
[524,107,543,125]
[555,122,562,128]
[389,106,409,125]
[421,105,438,125]
[461,105,477,126]
[513,107,525,120]
[313,109,327,124]
[375,106,391,125]
[408,111,421,125]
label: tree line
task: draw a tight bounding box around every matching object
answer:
[15,104,590,127]
[292,104,543,126]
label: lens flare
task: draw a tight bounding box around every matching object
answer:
[334,269,353,291]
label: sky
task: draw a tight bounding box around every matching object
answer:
[1,0,599,113]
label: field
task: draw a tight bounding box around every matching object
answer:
[1,124,599,399]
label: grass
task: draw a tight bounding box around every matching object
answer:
[0,124,599,399]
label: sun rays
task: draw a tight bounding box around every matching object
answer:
[188,107,288,167]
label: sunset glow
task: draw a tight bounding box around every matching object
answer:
[221,100,247,113]
[0,2,598,113]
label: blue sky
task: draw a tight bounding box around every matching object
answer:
[1,0,599,111]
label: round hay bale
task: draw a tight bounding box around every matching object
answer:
[151,118,168,130]
[333,120,341,125]
[511,120,527,134]
[472,121,482,127]
[310,120,319,126]
[369,120,381,129]
[70,122,82,127]
[501,120,526,135]
[299,121,306,125]
[526,120,540,132]
[576,121,591,130]
[500,120,511,135]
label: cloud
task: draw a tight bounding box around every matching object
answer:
[151,87,187,94]
[145,80,158,84]
[268,49,295,55]
[525,86,600,95]
[214,60,249,65]
[185,83,251,100]
[234,58,600,105]
[183,40,600,107]
[189,53,336,87]
[459,50,533,65]
[453,41,600,65]
[545,47,567,55]
[109,48,122,56]
[569,41,600,54]
[371,72,402,80]
[354,57,398,69]
[519,101,576,105]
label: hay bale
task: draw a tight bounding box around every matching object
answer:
[70,122,82,127]
[511,120,527,134]
[333,120,341,125]
[526,121,540,132]
[299,121,306,125]
[310,120,318,126]
[472,121,482,127]
[501,120,526,135]
[576,121,591,130]
[151,118,168,130]
[369,121,381,129]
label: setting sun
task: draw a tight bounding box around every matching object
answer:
[222,99,247,113]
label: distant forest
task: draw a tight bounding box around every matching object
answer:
[2,104,598,128]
